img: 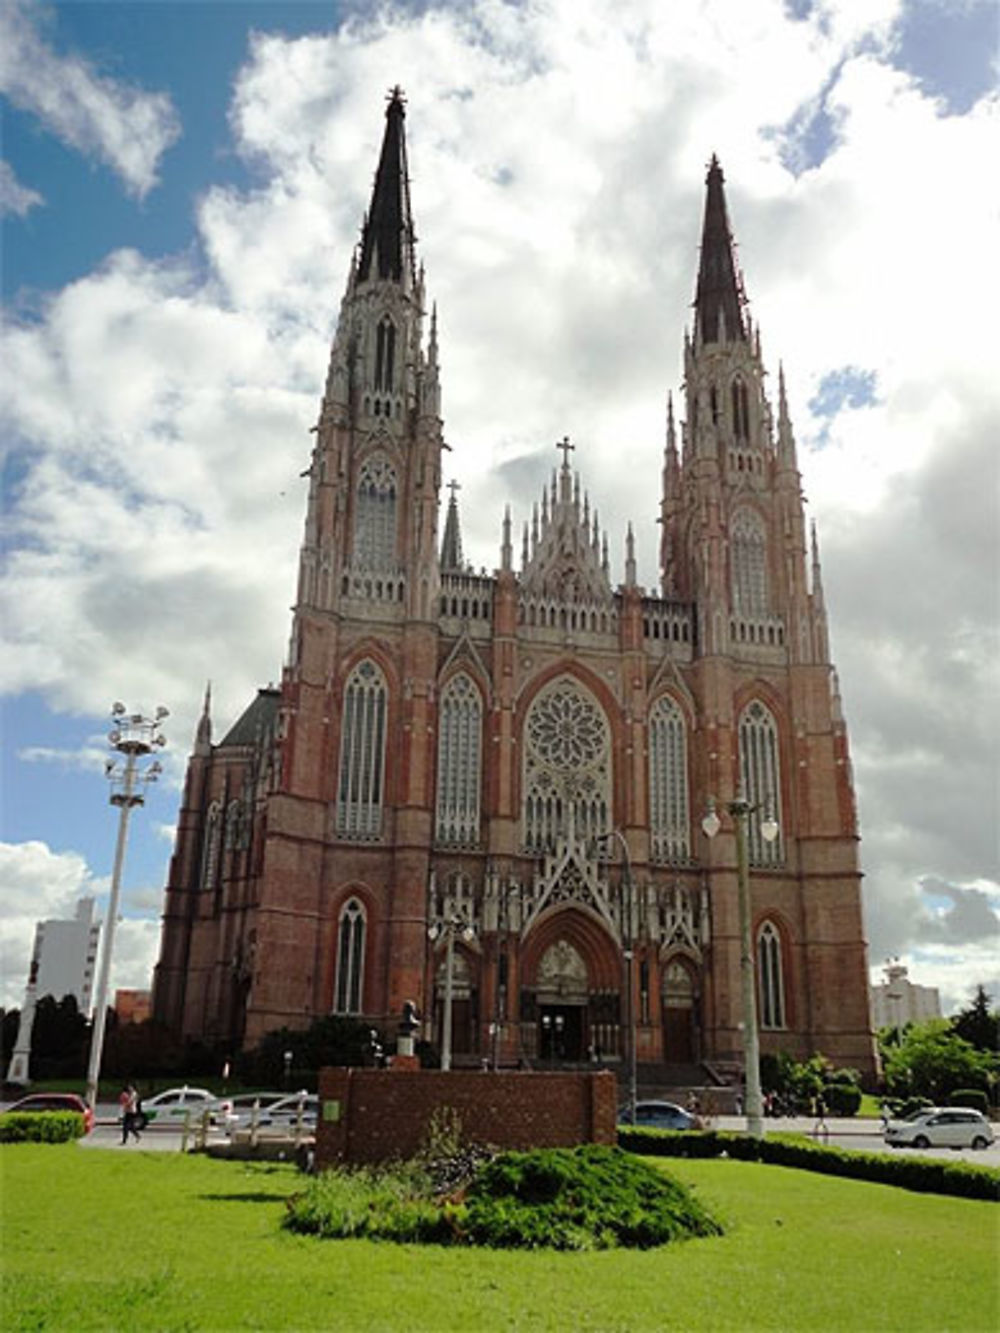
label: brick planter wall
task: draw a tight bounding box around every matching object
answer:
[315,1068,617,1169]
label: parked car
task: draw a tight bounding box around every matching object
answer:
[139,1086,222,1127]
[1,1092,94,1134]
[618,1099,702,1131]
[216,1091,287,1134]
[253,1092,317,1134]
[884,1107,994,1151]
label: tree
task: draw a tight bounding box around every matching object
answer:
[950,985,999,1054]
[883,1019,994,1103]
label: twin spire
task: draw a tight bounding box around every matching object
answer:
[357,85,416,285]
[693,155,747,344]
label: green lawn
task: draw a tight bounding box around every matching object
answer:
[2,1144,997,1332]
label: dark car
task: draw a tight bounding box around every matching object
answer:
[618,1099,702,1131]
[2,1092,94,1134]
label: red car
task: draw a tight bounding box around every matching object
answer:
[3,1092,94,1133]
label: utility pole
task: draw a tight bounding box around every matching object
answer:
[84,704,167,1113]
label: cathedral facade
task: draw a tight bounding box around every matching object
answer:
[152,90,877,1081]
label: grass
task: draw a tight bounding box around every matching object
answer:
[1,1143,997,1331]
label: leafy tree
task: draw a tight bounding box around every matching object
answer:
[238,1014,383,1087]
[950,986,999,1054]
[882,1019,994,1103]
[30,994,90,1077]
[0,1008,21,1068]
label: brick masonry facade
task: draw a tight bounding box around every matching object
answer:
[315,1067,618,1169]
[152,96,878,1085]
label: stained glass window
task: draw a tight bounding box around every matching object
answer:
[335,898,365,1014]
[435,673,482,845]
[354,456,397,570]
[731,509,767,615]
[757,920,785,1028]
[522,679,610,853]
[739,700,783,866]
[336,661,387,839]
[649,696,690,862]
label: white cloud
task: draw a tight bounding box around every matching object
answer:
[0,841,162,1011]
[0,158,43,217]
[0,0,180,198]
[1,0,997,1008]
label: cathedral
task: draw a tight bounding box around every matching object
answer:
[152,89,877,1082]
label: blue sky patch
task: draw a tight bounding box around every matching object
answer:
[890,0,997,114]
[809,366,879,418]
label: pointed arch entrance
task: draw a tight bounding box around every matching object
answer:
[519,905,622,1064]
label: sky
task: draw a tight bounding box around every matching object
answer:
[1,0,997,1022]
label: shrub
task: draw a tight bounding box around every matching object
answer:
[462,1145,723,1250]
[0,1112,85,1144]
[285,1145,724,1249]
[823,1081,861,1116]
[950,1088,989,1114]
[617,1127,1000,1203]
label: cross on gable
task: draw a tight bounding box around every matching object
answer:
[557,436,575,468]
[447,479,461,501]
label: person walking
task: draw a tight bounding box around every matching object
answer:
[119,1083,141,1144]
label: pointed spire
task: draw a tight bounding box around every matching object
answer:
[428,302,439,365]
[777,361,798,467]
[357,86,415,284]
[693,155,746,345]
[521,521,530,570]
[440,480,464,572]
[625,523,636,588]
[195,682,212,756]
[501,505,512,572]
[810,520,825,610]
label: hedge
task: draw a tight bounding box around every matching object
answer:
[0,1112,86,1144]
[950,1089,989,1114]
[617,1127,1000,1203]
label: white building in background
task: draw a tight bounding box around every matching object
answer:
[871,959,941,1030]
[30,897,102,1014]
[6,899,102,1084]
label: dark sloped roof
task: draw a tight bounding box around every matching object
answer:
[219,688,281,748]
[357,86,415,283]
[693,155,747,343]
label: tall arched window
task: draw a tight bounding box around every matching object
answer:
[334,898,366,1014]
[731,509,768,615]
[200,802,221,889]
[757,920,785,1028]
[522,677,610,853]
[738,700,783,866]
[731,377,750,440]
[374,316,396,392]
[353,456,397,570]
[648,696,690,862]
[336,661,387,839]
[435,673,482,846]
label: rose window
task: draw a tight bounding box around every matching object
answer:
[522,680,610,854]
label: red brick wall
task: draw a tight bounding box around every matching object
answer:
[315,1067,617,1169]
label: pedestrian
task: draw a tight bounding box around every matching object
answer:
[734,1091,743,1116]
[119,1083,141,1144]
[813,1093,828,1143]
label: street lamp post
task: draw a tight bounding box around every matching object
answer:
[701,793,779,1138]
[596,830,638,1125]
[85,704,168,1113]
[428,911,475,1071]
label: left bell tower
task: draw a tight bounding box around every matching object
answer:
[292,85,443,646]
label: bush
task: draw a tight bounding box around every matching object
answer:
[823,1081,861,1116]
[617,1127,1000,1203]
[285,1145,724,1250]
[0,1112,85,1144]
[950,1088,989,1114]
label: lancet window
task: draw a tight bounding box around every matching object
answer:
[522,678,610,854]
[374,316,396,392]
[731,509,768,615]
[200,802,221,889]
[353,456,397,570]
[435,673,482,846]
[738,700,783,866]
[336,660,387,839]
[334,898,366,1014]
[648,696,690,862]
[731,377,750,440]
[757,920,785,1028]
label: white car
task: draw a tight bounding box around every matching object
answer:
[140,1086,221,1127]
[884,1107,994,1151]
[255,1092,317,1133]
[217,1092,288,1134]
